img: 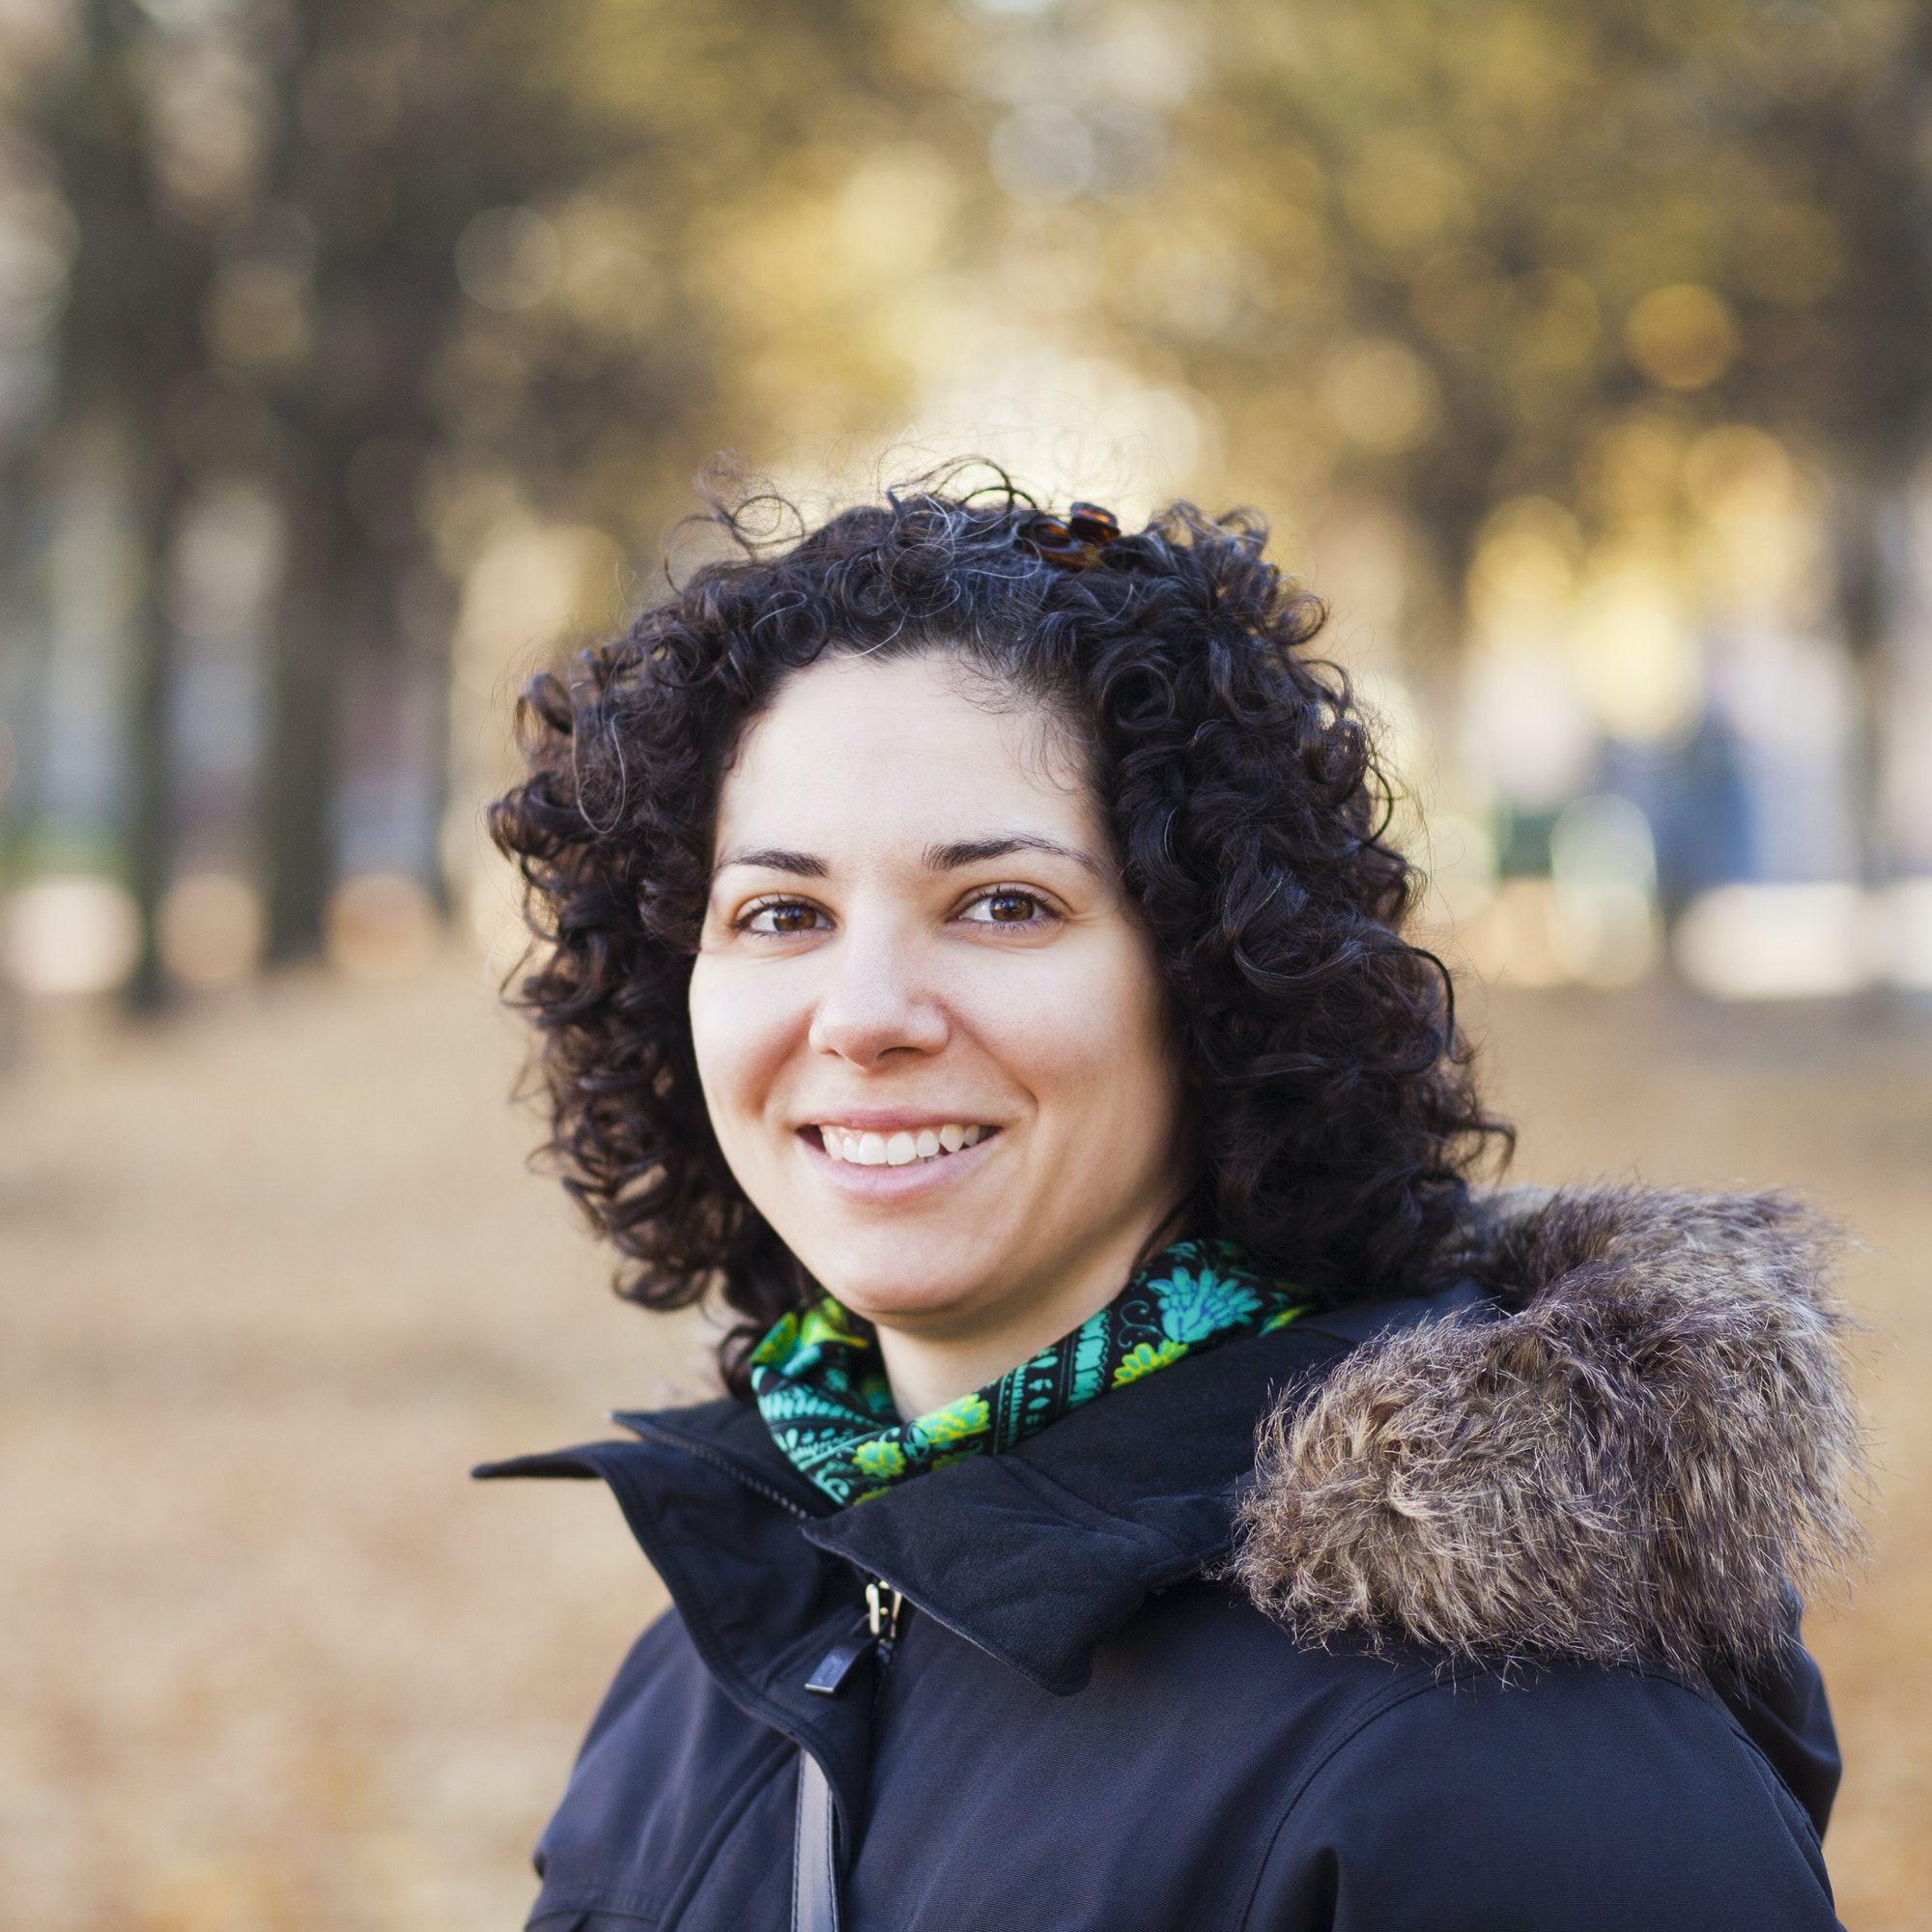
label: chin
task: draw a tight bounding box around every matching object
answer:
[810,1250,993,1329]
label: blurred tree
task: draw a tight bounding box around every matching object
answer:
[1133,0,1932,590]
[19,0,1932,1009]
[32,0,956,998]
[989,0,1930,882]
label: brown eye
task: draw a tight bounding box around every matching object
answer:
[746,901,824,934]
[965,890,1047,925]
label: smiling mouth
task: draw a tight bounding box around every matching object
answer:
[811,1123,993,1168]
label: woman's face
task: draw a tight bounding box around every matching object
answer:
[689,651,1188,1397]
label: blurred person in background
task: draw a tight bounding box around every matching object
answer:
[478,479,1861,1931]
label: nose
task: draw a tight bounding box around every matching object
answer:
[808,919,949,1068]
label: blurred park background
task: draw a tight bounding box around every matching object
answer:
[1,0,1930,1926]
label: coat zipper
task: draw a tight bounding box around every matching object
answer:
[620,1416,908,1701]
[865,1577,906,1676]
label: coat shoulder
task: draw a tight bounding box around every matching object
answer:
[1247,1662,1842,1932]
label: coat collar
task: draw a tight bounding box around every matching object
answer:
[790,1286,1485,1691]
[478,1280,1486,1707]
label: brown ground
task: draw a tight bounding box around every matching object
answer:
[2,956,1926,1929]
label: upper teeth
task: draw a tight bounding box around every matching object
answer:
[820,1123,985,1166]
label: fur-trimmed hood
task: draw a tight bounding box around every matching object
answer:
[1232,1184,1866,1675]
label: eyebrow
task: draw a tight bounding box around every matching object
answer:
[710,834,1100,882]
[922,834,1102,875]
[712,847,829,879]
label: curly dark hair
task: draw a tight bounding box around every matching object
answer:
[491,474,1511,1393]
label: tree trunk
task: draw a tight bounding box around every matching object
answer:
[263,523,341,964]
[124,542,174,1009]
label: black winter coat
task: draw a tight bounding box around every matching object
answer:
[482,1186,1860,1931]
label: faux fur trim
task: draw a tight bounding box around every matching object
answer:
[1232,1185,1866,1673]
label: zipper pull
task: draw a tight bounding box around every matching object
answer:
[804,1618,872,1697]
[804,1579,905,1697]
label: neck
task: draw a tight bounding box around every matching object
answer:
[871,1212,1186,1419]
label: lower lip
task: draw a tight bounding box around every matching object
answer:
[800,1129,999,1199]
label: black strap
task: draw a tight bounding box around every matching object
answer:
[791,1747,840,1932]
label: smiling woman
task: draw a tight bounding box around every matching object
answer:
[480,478,1861,1932]
[693,652,1189,1420]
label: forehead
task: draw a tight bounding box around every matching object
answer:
[715,652,1096,848]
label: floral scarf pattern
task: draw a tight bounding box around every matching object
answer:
[750,1240,1306,1507]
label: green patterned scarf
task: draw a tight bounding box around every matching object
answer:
[750,1239,1306,1507]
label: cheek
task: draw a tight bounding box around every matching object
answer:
[687,959,805,1142]
[965,935,1179,1132]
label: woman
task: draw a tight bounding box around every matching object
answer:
[482,483,1860,1931]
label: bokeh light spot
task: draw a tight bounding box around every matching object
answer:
[325,873,439,982]
[1624,284,1738,390]
[456,208,562,314]
[1321,338,1439,453]
[157,871,264,990]
[989,105,1094,206]
[0,876,142,996]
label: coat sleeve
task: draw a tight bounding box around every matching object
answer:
[1245,1666,1843,1932]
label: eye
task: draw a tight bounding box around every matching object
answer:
[959,888,1055,927]
[741,898,828,935]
